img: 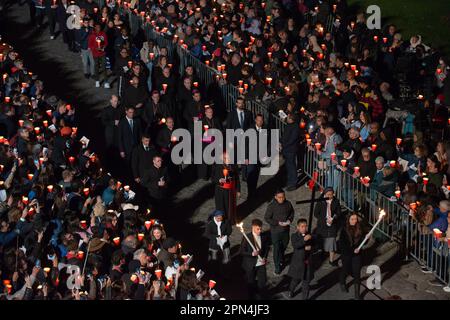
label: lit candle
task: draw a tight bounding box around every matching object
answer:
[354,166,360,174]
[389,160,396,168]
[371,144,377,152]
[113,237,121,246]
[395,190,401,198]
[383,37,388,44]
[162,83,168,93]
[27,174,34,181]
[396,138,402,146]
[423,177,429,185]
[144,220,151,230]
[77,251,84,260]
[314,143,321,151]
[373,35,378,42]
[83,188,90,196]
[193,81,199,88]
[306,138,312,146]
[209,280,216,290]
[43,120,48,127]
[22,196,29,205]
[331,152,336,161]
[138,233,144,241]
[155,269,162,279]
[18,120,24,127]
[47,185,54,193]
[433,228,443,240]
[340,159,347,167]
[69,156,75,164]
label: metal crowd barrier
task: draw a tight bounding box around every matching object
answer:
[140,23,285,135]
[304,147,450,284]
[405,215,449,285]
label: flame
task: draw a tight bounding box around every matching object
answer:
[379,210,386,219]
[236,222,244,232]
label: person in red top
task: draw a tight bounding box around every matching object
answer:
[88,23,110,88]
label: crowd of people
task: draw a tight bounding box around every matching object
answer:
[3,0,449,299]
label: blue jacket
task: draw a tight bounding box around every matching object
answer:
[102,187,115,206]
[429,208,449,233]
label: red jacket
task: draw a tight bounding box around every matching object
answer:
[88,31,108,58]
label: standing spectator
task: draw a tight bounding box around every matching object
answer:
[88,23,110,88]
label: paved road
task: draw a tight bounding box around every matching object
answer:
[1,0,449,300]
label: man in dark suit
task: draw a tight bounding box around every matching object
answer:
[287,219,315,300]
[281,114,300,191]
[226,97,254,180]
[246,114,268,199]
[240,219,270,300]
[313,187,342,266]
[131,133,156,184]
[118,106,142,162]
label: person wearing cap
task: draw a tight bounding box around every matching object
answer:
[156,237,179,271]
[264,189,294,275]
[314,187,342,266]
[205,210,232,270]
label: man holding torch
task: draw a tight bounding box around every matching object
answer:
[239,219,270,300]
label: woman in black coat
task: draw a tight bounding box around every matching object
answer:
[338,213,366,300]
[313,187,342,266]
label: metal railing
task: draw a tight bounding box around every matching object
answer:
[304,147,450,285]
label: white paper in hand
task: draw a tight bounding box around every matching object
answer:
[196,269,205,280]
[278,110,288,120]
[48,124,57,133]
[127,190,136,200]
[80,136,90,147]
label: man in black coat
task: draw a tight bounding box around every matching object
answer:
[281,114,300,190]
[239,219,270,300]
[183,90,204,132]
[131,133,156,184]
[100,95,122,150]
[198,107,222,180]
[264,189,294,275]
[142,155,168,204]
[313,187,342,266]
[246,114,269,199]
[205,210,232,268]
[287,219,315,300]
[143,90,171,135]
[117,106,142,161]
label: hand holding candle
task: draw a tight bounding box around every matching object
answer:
[357,210,386,251]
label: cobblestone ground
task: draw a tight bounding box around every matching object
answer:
[2,0,450,300]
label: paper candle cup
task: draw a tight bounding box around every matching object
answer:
[396,138,402,146]
[83,188,90,196]
[354,166,360,174]
[77,251,84,259]
[433,228,442,239]
[395,190,401,198]
[113,237,120,246]
[331,152,336,161]
[340,160,347,167]
[80,220,87,229]
[138,233,144,241]
[389,160,396,168]
[314,143,321,151]
[155,269,162,279]
[423,177,429,185]
[306,138,312,146]
[209,280,216,289]
[144,220,151,230]
[371,144,377,152]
